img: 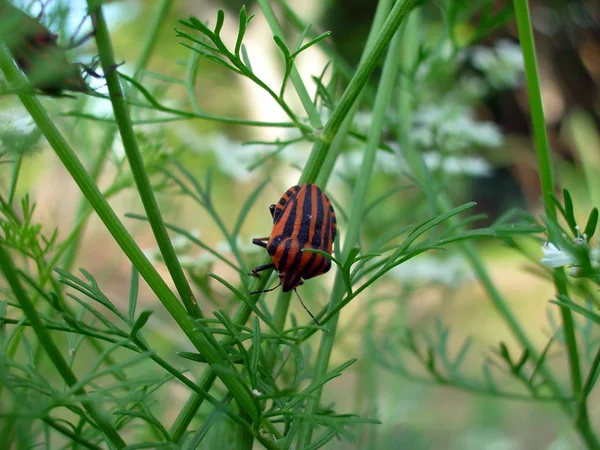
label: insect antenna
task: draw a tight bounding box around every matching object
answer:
[294,289,320,326]
[249,282,281,296]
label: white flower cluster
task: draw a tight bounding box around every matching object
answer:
[0,108,38,155]
[471,39,524,90]
[413,103,503,152]
[541,226,600,277]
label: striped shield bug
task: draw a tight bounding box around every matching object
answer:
[250,184,337,324]
[1,2,100,96]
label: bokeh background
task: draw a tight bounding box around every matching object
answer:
[2,0,600,448]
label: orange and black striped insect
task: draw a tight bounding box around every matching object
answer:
[1,2,99,96]
[250,184,337,324]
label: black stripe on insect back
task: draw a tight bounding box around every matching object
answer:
[280,193,300,238]
[297,184,312,244]
[311,187,325,249]
[330,204,337,242]
[287,186,314,276]
[278,238,293,273]
[274,184,301,218]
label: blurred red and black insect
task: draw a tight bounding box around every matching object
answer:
[251,183,337,324]
[0,2,99,96]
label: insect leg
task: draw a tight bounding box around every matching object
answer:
[251,237,270,249]
[294,288,320,326]
[67,14,95,49]
[249,281,281,295]
[250,262,275,278]
[36,0,51,20]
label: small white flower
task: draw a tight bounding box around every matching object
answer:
[352,110,374,134]
[251,389,263,397]
[171,230,200,252]
[540,242,577,268]
[413,103,503,151]
[112,140,126,162]
[472,39,524,89]
[143,247,161,262]
[457,75,489,100]
[0,112,36,135]
[178,254,216,270]
[212,135,264,182]
[567,266,585,277]
[332,149,406,177]
[590,247,600,268]
[389,253,475,287]
[410,126,435,147]
[423,152,493,177]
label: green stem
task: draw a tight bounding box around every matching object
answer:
[396,8,437,214]
[513,0,555,217]
[297,22,404,448]
[0,38,260,429]
[315,0,397,187]
[513,1,596,446]
[88,2,201,320]
[0,246,127,449]
[132,0,173,80]
[60,129,114,272]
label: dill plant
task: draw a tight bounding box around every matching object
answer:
[0,0,599,449]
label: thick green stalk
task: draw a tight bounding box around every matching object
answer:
[88,2,202,320]
[513,2,596,446]
[315,0,396,187]
[63,1,173,270]
[302,0,417,185]
[297,24,404,448]
[513,0,555,216]
[0,43,261,428]
[168,0,415,439]
[0,246,127,449]
[257,0,322,129]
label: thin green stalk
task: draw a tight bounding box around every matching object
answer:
[273,0,372,100]
[41,417,103,450]
[513,2,596,446]
[396,8,437,214]
[168,0,416,440]
[297,24,404,448]
[0,246,127,449]
[265,290,292,370]
[7,153,21,206]
[60,128,114,272]
[88,2,202,320]
[257,0,322,129]
[132,0,173,80]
